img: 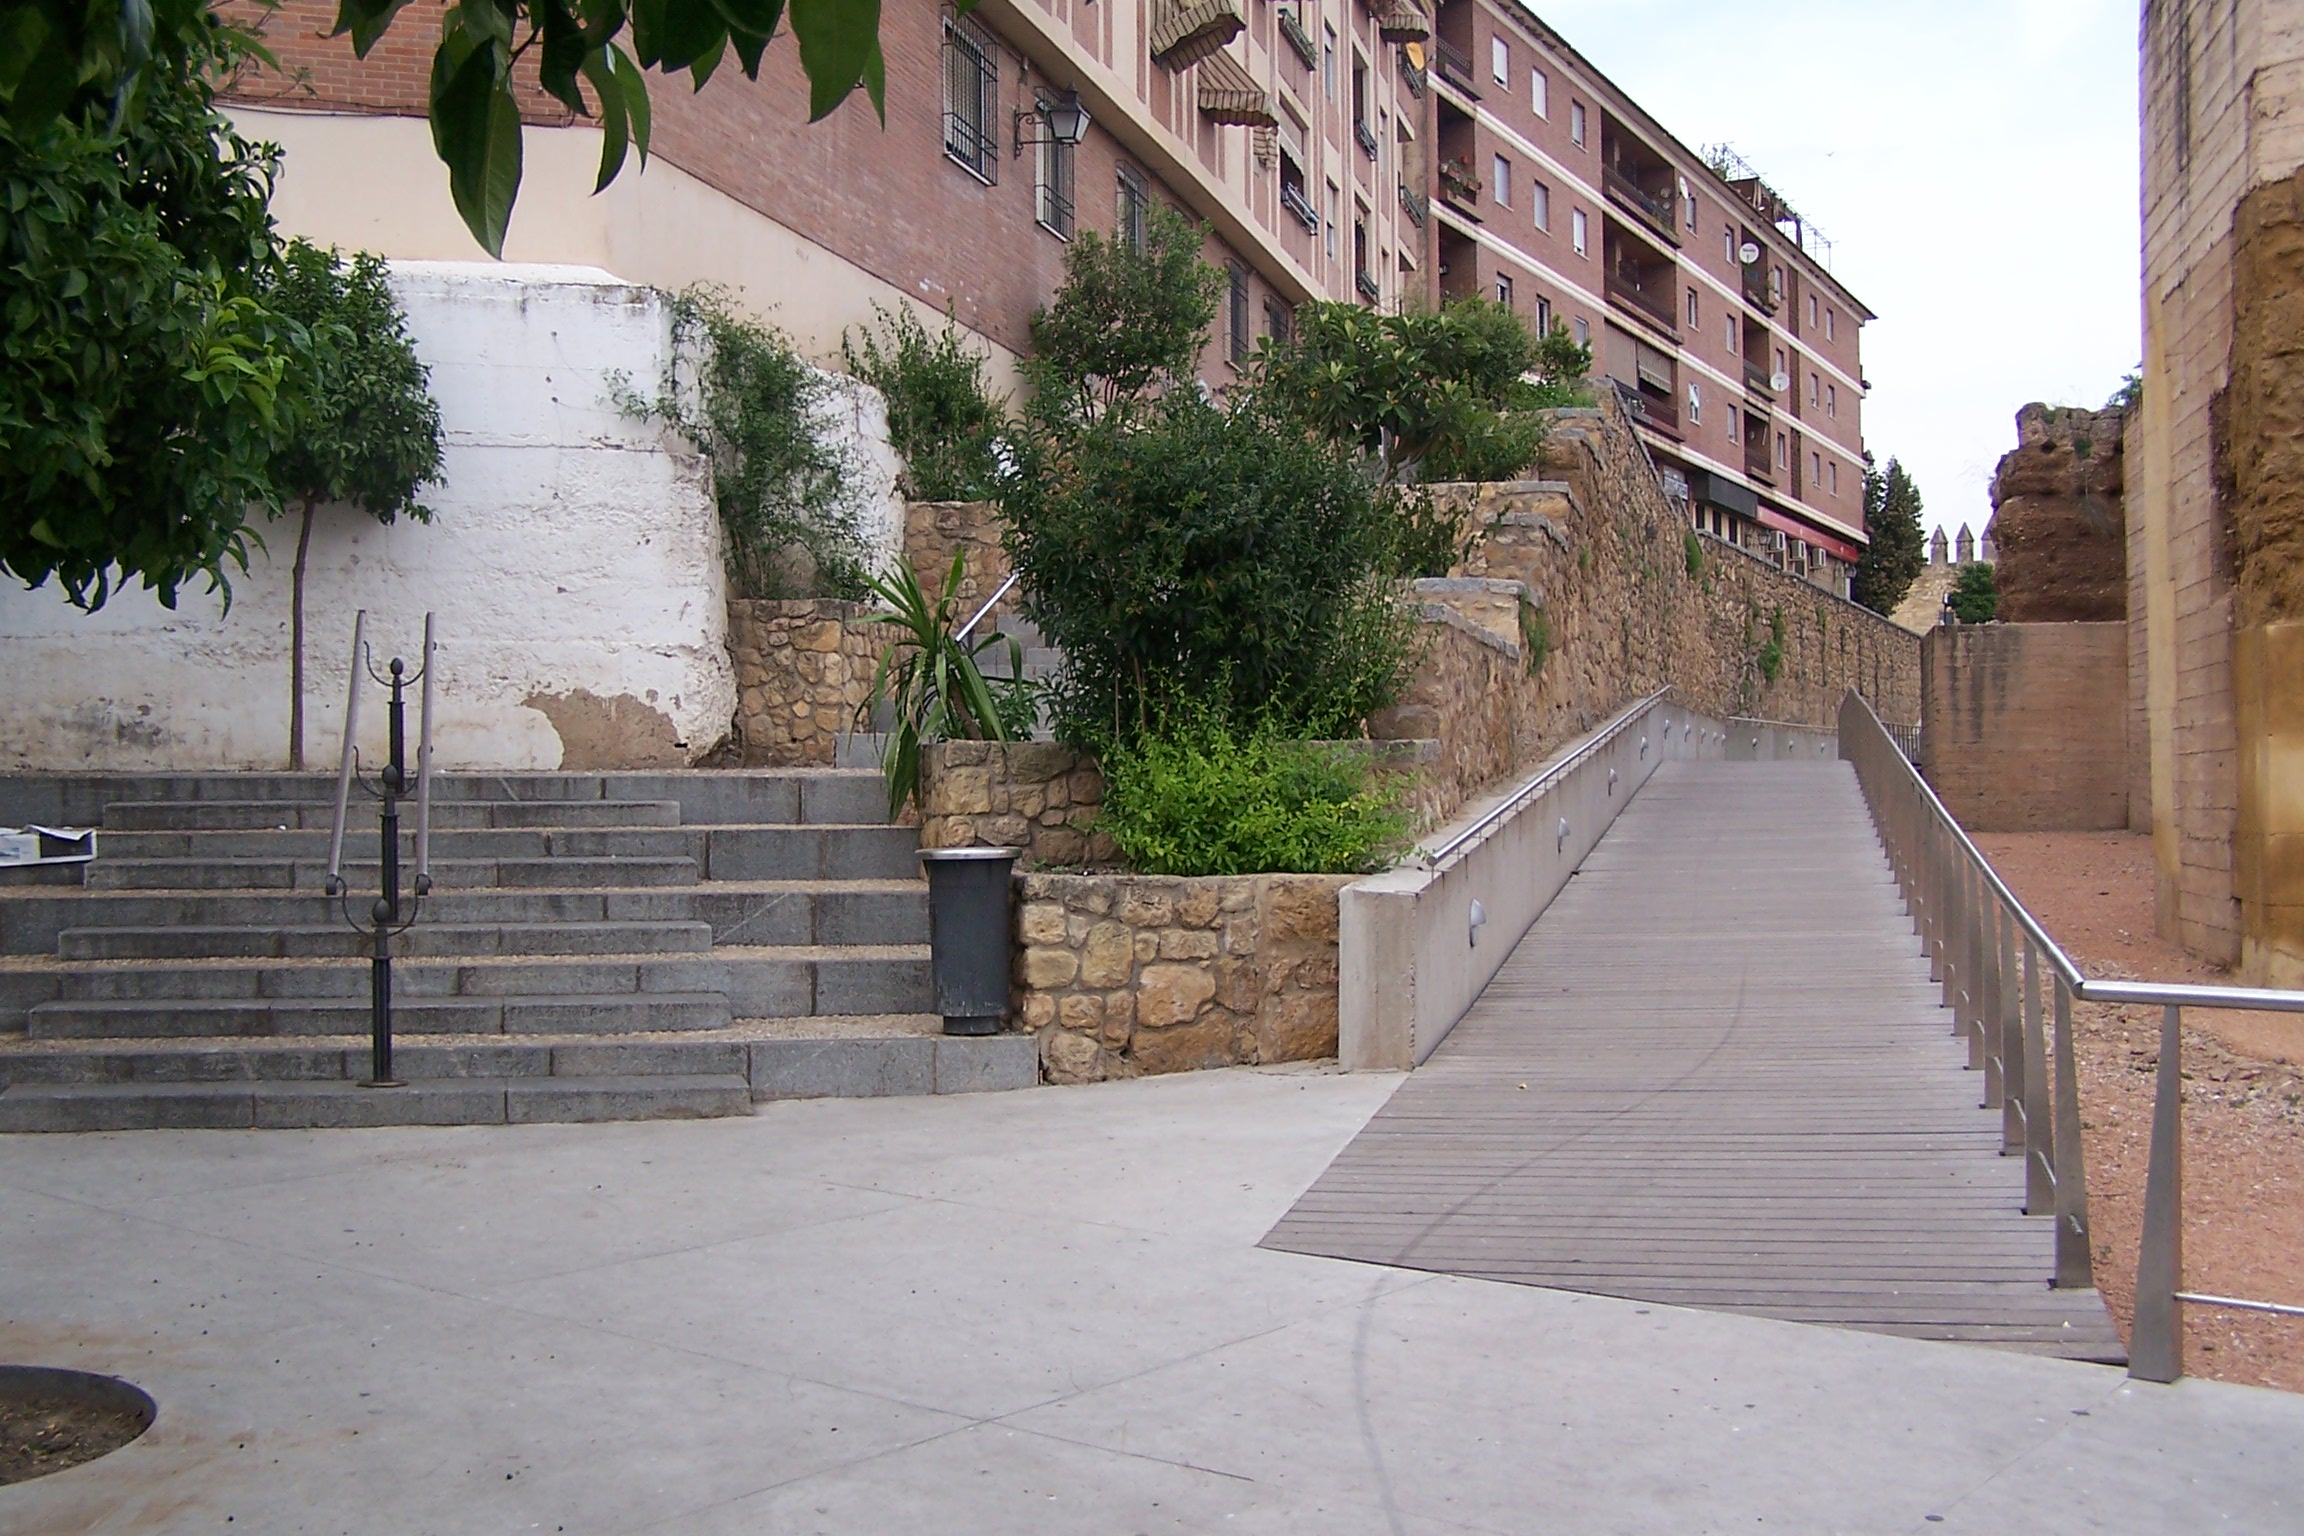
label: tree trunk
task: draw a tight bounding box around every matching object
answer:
[290,497,316,771]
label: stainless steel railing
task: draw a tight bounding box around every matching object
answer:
[1838,690,2304,1383]
[1421,689,1670,869]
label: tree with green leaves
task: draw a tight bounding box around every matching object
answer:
[1,2,307,611]
[6,0,917,258]
[265,241,445,768]
[1023,203,1225,429]
[1247,298,1590,486]
[1949,561,1998,624]
[1851,456,1925,616]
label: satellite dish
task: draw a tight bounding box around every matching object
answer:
[1739,241,1761,265]
[1769,370,1791,392]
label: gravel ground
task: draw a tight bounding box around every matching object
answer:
[1975,831,2304,1392]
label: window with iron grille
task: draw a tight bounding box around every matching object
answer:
[1228,262,1251,363]
[1036,132,1075,239]
[1117,164,1149,250]
[1266,295,1294,343]
[943,15,999,183]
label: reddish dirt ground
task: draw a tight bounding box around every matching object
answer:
[1974,831,2304,1392]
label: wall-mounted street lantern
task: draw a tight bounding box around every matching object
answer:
[1014,89,1091,158]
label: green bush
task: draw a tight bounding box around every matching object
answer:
[1003,392,1413,745]
[1949,561,1999,623]
[1024,203,1224,428]
[622,288,866,599]
[1098,711,1410,876]
[842,303,1007,502]
[1684,527,1704,580]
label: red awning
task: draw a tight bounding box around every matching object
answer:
[1755,505,1861,563]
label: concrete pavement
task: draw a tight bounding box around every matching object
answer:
[1,1066,2298,1534]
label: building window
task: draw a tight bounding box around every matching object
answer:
[1324,180,1339,262]
[942,14,1000,183]
[1776,430,1788,467]
[1491,33,1509,83]
[1354,216,1375,298]
[1536,295,1552,334]
[1725,316,1737,353]
[1492,154,1510,207]
[1322,26,1336,100]
[1035,130,1075,239]
[1496,272,1514,309]
[1228,261,1251,364]
[1279,149,1317,232]
[1531,179,1550,231]
[1571,207,1588,256]
[1570,101,1586,147]
[1807,293,1819,328]
[1685,286,1698,327]
[1809,372,1820,406]
[1727,411,1738,445]
[1770,264,1784,302]
[1353,58,1375,157]
[1687,381,1701,425]
[1531,66,1548,118]
[1684,177,1696,231]
[1117,164,1149,250]
[1574,316,1590,346]
[1828,459,1839,495]
[1265,295,1294,342]
[1811,449,1822,485]
[1723,225,1735,264]
[1826,383,1837,417]
[1825,307,1836,341]
[1774,345,1786,378]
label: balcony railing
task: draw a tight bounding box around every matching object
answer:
[1611,378,1678,433]
[1744,359,1775,398]
[1741,265,1778,316]
[1396,50,1427,98]
[1280,180,1320,233]
[1357,269,1381,302]
[1398,179,1429,227]
[1603,164,1677,244]
[1355,118,1380,160]
[1605,269,1676,332]
[1437,159,1482,211]
[1433,37,1476,94]
[1277,5,1318,67]
[1744,441,1775,483]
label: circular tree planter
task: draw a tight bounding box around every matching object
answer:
[918,847,1021,1036]
[0,1367,156,1486]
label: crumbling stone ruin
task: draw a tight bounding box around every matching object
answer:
[1986,402,2128,622]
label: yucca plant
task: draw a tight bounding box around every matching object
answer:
[859,551,1025,818]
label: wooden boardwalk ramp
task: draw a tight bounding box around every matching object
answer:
[1265,759,2126,1361]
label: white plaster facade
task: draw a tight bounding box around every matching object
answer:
[1,264,756,772]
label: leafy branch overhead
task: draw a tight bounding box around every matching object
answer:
[0,0,929,257]
[331,0,915,255]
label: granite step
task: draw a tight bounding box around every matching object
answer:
[24,992,738,1040]
[98,798,682,832]
[84,854,703,892]
[95,826,703,860]
[56,919,716,961]
[0,1074,757,1131]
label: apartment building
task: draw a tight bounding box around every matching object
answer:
[228,0,1427,382]
[1422,0,1874,592]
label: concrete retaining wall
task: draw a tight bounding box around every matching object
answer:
[1921,623,2129,832]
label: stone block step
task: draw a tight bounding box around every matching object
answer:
[4,769,891,829]
[0,881,926,957]
[700,825,921,881]
[25,991,736,1040]
[84,854,702,892]
[98,798,683,832]
[55,919,715,961]
[0,1074,755,1131]
[96,825,702,860]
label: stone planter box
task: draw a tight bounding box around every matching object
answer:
[920,741,1115,868]
[1016,871,1350,1083]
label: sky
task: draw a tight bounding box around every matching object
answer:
[1533,0,2141,539]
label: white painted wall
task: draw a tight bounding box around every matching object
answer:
[0,263,755,772]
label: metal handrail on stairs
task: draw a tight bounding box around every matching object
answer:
[1838,690,2304,1383]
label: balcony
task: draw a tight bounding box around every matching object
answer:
[1398,180,1429,227]
[1277,5,1318,67]
[1605,268,1676,334]
[1355,118,1380,160]
[1357,269,1382,302]
[1743,359,1775,399]
[1612,379,1679,434]
[1437,157,1482,214]
[1396,50,1428,98]
[1603,164,1677,246]
[1280,180,1320,233]
[1741,261,1778,317]
[1744,438,1775,484]
[1433,37,1478,96]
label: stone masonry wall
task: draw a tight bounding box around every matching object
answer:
[918,741,1115,866]
[1015,872,1350,1084]
[903,500,1011,617]
[726,599,879,766]
[1988,402,2129,623]
[1410,394,1920,792]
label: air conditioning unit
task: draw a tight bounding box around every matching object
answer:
[1769,529,1789,552]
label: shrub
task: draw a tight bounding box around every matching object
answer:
[842,303,1007,502]
[1025,203,1224,428]
[623,288,867,599]
[1098,710,1410,876]
[1949,561,1999,623]
[1003,392,1413,745]
[1684,528,1704,579]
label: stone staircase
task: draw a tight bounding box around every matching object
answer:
[0,771,1035,1131]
